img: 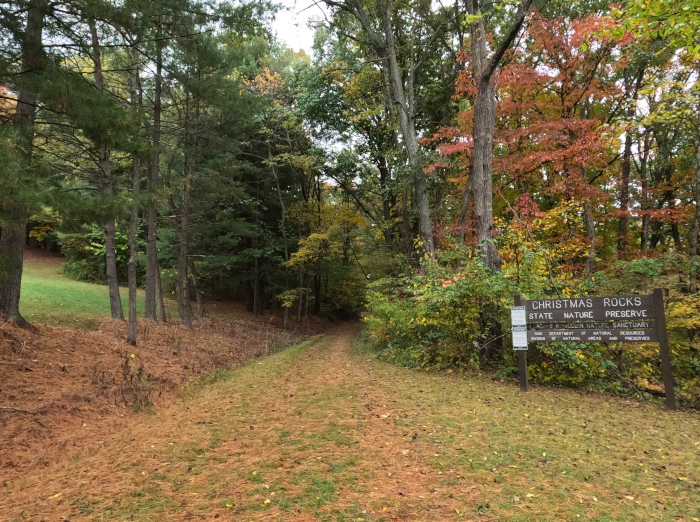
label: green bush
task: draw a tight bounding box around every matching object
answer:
[60,223,145,286]
[364,251,513,371]
[362,248,700,407]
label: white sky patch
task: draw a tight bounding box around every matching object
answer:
[271,0,329,55]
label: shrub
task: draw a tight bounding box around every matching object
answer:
[59,223,145,285]
[363,246,700,408]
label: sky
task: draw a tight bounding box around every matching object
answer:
[270,0,329,55]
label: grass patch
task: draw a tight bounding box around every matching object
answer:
[20,256,177,328]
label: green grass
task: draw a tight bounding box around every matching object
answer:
[20,256,175,328]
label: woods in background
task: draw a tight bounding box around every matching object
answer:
[0,0,699,403]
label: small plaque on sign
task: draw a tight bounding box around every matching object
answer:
[511,306,528,350]
[513,326,528,350]
[511,306,526,326]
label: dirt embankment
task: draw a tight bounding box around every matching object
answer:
[0,312,330,483]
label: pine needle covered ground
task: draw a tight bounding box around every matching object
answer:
[2,324,699,521]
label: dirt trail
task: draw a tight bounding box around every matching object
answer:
[2,324,699,522]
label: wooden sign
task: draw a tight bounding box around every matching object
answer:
[527,328,658,343]
[511,290,675,410]
[524,296,654,323]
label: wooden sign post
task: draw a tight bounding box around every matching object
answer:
[511,289,676,410]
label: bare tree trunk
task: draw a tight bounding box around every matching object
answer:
[269,145,289,327]
[690,138,700,292]
[580,167,597,275]
[640,137,651,254]
[465,0,532,269]
[379,161,393,248]
[297,272,303,324]
[402,188,412,257]
[252,257,262,317]
[471,75,501,268]
[313,271,321,315]
[145,33,162,321]
[617,131,633,260]
[156,262,167,322]
[458,174,475,245]
[127,161,139,344]
[127,50,141,345]
[0,0,48,326]
[90,20,123,320]
[189,259,204,317]
[178,170,193,328]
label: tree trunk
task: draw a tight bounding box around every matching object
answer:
[579,166,597,275]
[471,76,501,269]
[689,139,700,292]
[381,11,434,258]
[329,0,435,258]
[313,271,321,315]
[156,262,167,322]
[640,137,651,254]
[252,257,262,317]
[465,0,532,269]
[269,145,289,327]
[458,173,475,245]
[145,34,162,321]
[90,20,124,320]
[402,188,412,257]
[379,160,393,248]
[103,218,124,320]
[178,171,193,329]
[617,130,633,260]
[297,272,303,324]
[0,0,48,326]
[127,49,141,345]
[189,259,204,317]
[127,161,139,344]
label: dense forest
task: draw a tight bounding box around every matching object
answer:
[0,0,699,405]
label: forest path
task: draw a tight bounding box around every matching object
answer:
[3,324,699,521]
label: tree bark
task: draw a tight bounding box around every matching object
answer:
[579,166,597,275]
[127,50,141,345]
[145,32,162,321]
[639,136,651,254]
[458,173,475,245]
[617,130,632,260]
[189,259,204,318]
[0,0,48,326]
[401,188,412,257]
[156,261,167,322]
[268,145,289,327]
[313,271,321,315]
[465,0,533,269]
[178,168,193,328]
[379,160,393,248]
[127,159,139,344]
[689,138,700,292]
[253,256,262,317]
[90,20,124,320]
